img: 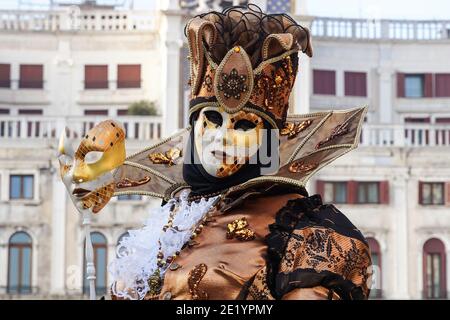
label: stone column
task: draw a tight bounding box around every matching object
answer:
[159,0,183,136]
[389,171,410,298]
[50,163,67,296]
[336,69,344,97]
[377,44,393,124]
[109,62,117,91]
[0,236,7,292]
[11,63,19,90]
[53,40,74,117]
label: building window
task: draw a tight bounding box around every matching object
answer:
[423,238,447,299]
[84,109,108,116]
[83,232,107,295]
[117,194,142,201]
[405,74,424,98]
[313,70,336,95]
[84,65,108,89]
[318,180,389,204]
[18,109,43,115]
[19,65,43,89]
[117,64,141,88]
[435,73,450,97]
[10,175,34,200]
[357,182,380,204]
[419,182,444,205]
[344,71,367,97]
[323,182,347,204]
[367,237,382,299]
[8,232,32,294]
[0,63,11,88]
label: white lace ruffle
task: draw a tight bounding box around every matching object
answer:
[108,190,218,300]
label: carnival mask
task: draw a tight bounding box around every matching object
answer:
[57,120,126,213]
[193,107,264,178]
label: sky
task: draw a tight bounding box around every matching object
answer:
[0,0,449,20]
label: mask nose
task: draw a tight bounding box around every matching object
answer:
[213,126,233,147]
[72,163,90,184]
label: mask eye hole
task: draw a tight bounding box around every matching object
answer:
[84,151,103,164]
[203,110,223,127]
[234,119,257,131]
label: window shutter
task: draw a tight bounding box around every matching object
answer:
[418,181,423,205]
[313,70,336,95]
[397,73,405,97]
[117,64,141,88]
[0,64,11,88]
[344,71,367,97]
[424,73,433,97]
[347,181,357,204]
[85,65,108,89]
[435,74,450,97]
[316,180,324,197]
[445,182,450,207]
[379,181,389,204]
[20,64,43,89]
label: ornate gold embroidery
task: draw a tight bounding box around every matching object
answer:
[226,217,255,241]
[116,176,151,188]
[149,148,182,166]
[281,120,312,139]
[289,160,318,173]
[316,120,351,149]
[203,74,213,92]
[188,263,208,300]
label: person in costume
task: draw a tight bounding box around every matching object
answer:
[57,5,372,300]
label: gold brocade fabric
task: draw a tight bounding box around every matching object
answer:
[111,191,372,300]
[156,193,302,300]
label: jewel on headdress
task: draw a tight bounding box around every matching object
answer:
[218,68,248,100]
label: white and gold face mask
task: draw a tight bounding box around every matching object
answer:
[193,107,264,178]
[57,120,126,213]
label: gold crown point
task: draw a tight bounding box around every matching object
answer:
[234,46,240,53]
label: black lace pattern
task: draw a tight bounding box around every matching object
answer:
[265,194,372,300]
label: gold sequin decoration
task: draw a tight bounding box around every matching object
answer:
[149,148,182,166]
[281,120,312,139]
[226,217,255,241]
[188,263,208,300]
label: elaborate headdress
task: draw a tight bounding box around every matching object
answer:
[186,5,312,129]
[110,5,367,201]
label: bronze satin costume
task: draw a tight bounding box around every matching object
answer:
[155,191,370,300]
[103,6,372,300]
